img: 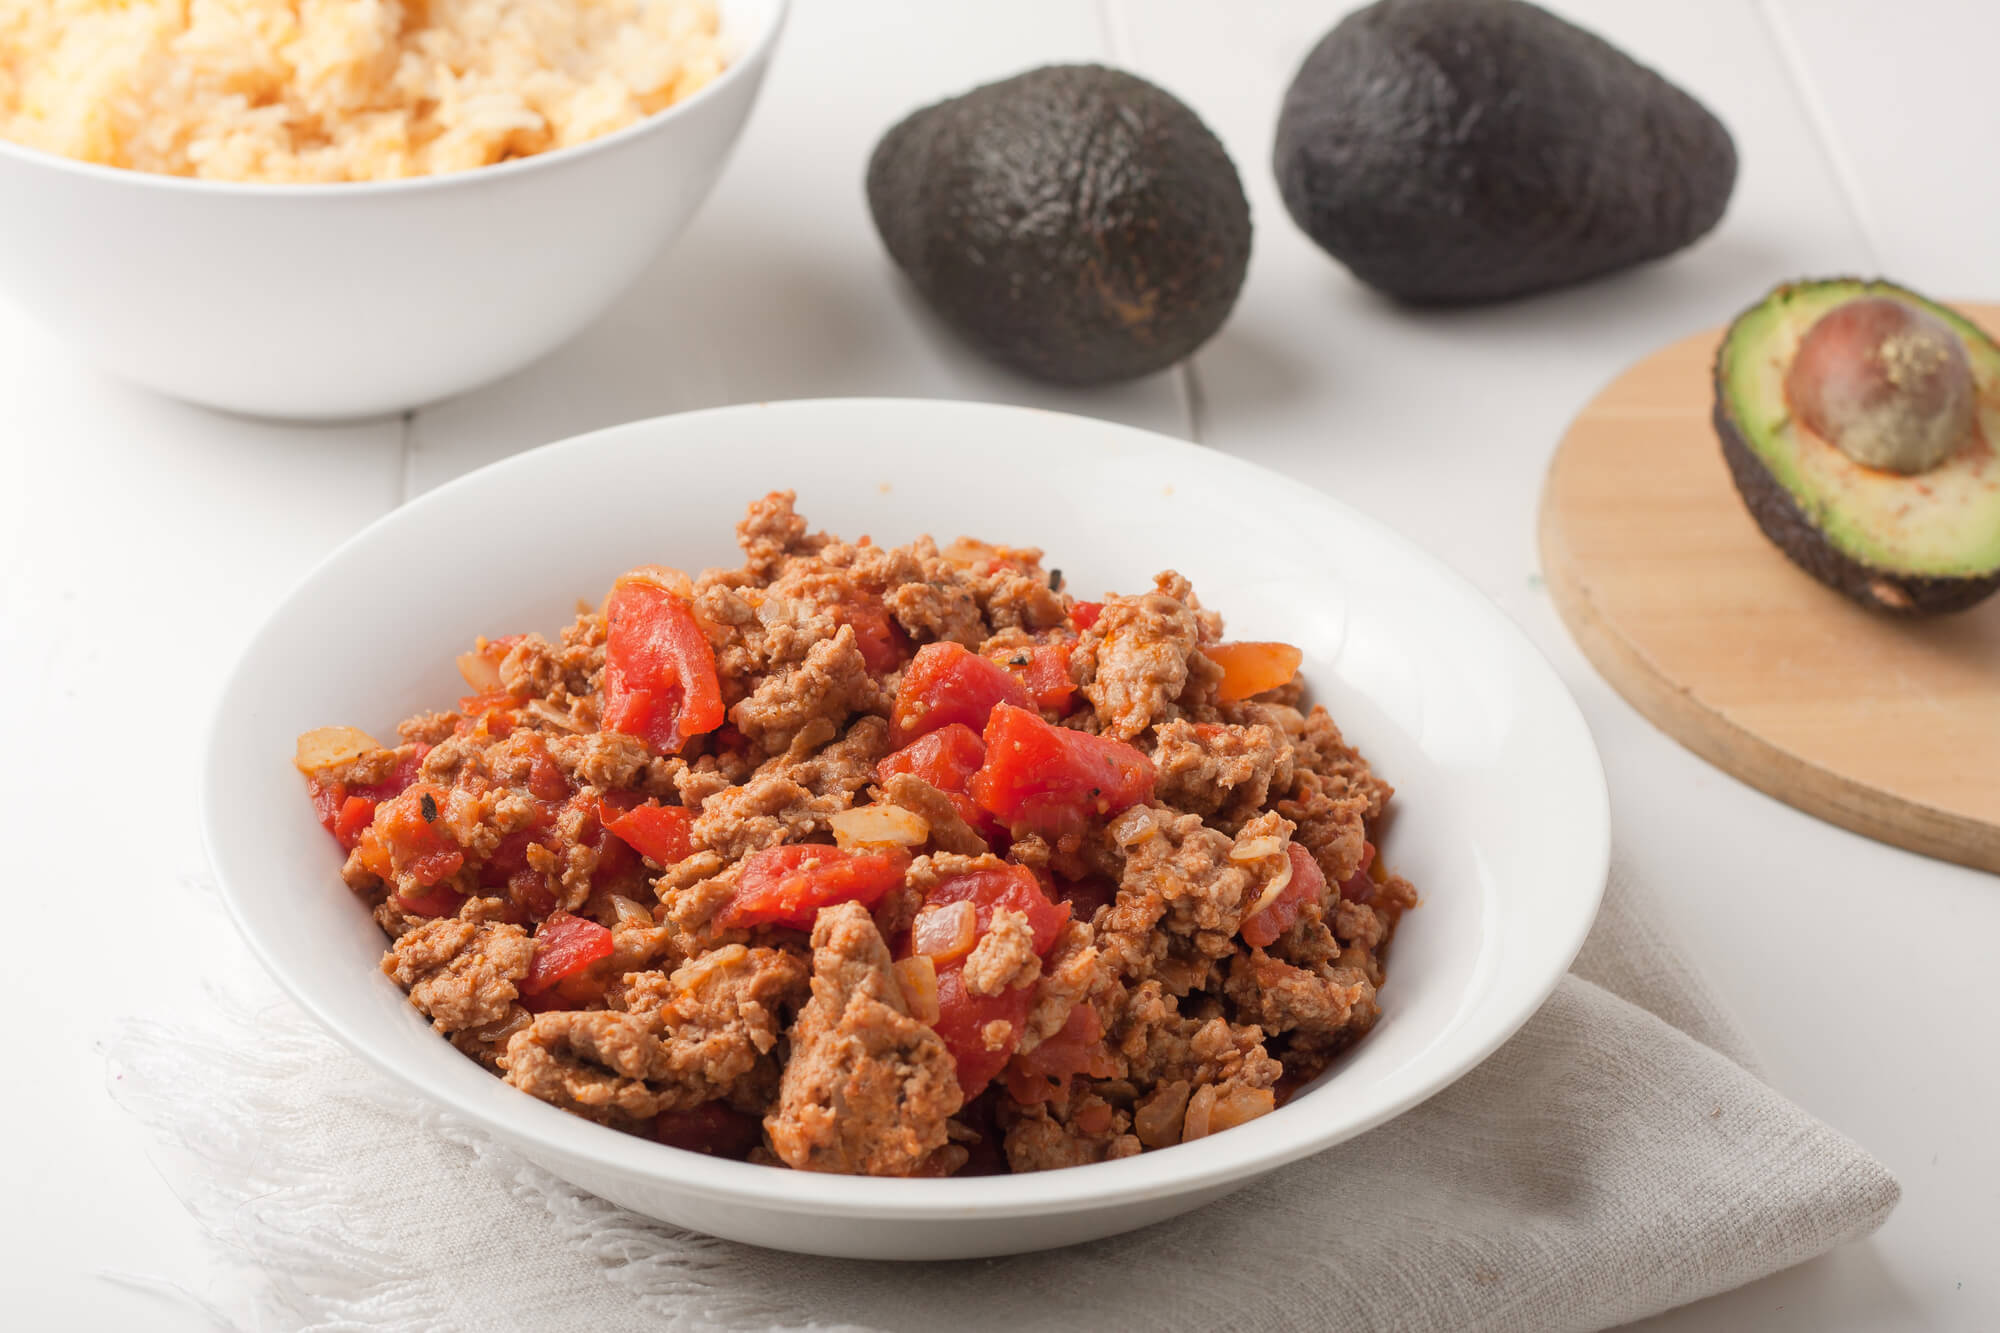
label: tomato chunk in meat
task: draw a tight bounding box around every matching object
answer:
[1208,640,1303,704]
[601,574,724,755]
[878,723,996,840]
[989,641,1075,713]
[915,862,1071,1097]
[970,704,1154,838]
[308,747,424,852]
[653,1102,766,1159]
[1002,1002,1116,1106]
[717,844,912,931]
[1241,843,1325,949]
[835,597,909,675]
[890,642,1032,746]
[605,801,695,867]
[357,781,464,889]
[522,911,614,998]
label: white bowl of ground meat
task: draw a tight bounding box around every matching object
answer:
[204,399,1609,1259]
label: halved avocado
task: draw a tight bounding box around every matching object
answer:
[1713,278,2000,615]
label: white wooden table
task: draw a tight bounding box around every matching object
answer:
[3,2,1992,1327]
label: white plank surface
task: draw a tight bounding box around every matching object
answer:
[2,0,1996,1328]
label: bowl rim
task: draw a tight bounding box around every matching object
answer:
[0,0,788,198]
[203,398,1610,1220]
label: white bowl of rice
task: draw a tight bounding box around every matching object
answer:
[0,0,785,419]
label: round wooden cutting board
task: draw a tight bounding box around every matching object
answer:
[1539,307,2000,874]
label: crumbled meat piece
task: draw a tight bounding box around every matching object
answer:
[729,627,885,756]
[964,561,1068,632]
[736,490,828,579]
[1016,922,1104,1055]
[689,773,834,862]
[875,773,989,855]
[1276,772,1372,887]
[1107,805,1293,957]
[1293,706,1393,819]
[1002,1100,1141,1172]
[1073,572,1203,740]
[767,902,962,1175]
[961,908,1042,997]
[786,715,889,800]
[397,712,460,746]
[1225,952,1376,1041]
[383,919,534,1034]
[885,576,986,648]
[1151,720,1293,827]
[547,730,659,792]
[503,945,807,1123]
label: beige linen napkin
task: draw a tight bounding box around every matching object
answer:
[106,861,1897,1333]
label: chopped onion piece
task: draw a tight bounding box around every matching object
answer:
[1229,835,1284,863]
[1241,856,1296,921]
[894,955,941,1024]
[828,803,929,850]
[610,895,655,926]
[1180,1084,1217,1142]
[1134,1080,1192,1149]
[456,648,503,693]
[911,899,977,964]
[293,725,383,776]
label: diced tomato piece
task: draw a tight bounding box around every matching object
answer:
[931,962,1034,1099]
[835,597,909,674]
[308,747,426,853]
[653,1103,765,1159]
[718,844,912,931]
[456,689,517,717]
[602,577,724,755]
[922,862,1069,955]
[395,881,469,919]
[1068,601,1103,631]
[1052,874,1119,922]
[1001,1003,1115,1105]
[890,642,1033,746]
[970,704,1154,838]
[1241,843,1325,949]
[989,641,1075,713]
[606,801,695,866]
[332,795,377,849]
[1338,841,1379,905]
[522,911,615,997]
[1209,640,1304,704]
[359,782,465,888]
[879,723,986,792]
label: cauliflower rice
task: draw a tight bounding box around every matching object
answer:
[0,0,727,183]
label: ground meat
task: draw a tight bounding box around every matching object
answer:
[767,902,961,1175]
[729,627,884,756]
[503,945,807,1124]
[1151,719,1293,827]
[1073,572,1203,740]
[875,773,988,855]
[885,575,986,648]
[962,908,1041,997]
[383,919,533,1034]
[304,495,1415,1177]
[1016,921,1103,1055]
[689,773,835,862]
[736,489,827,579]
[1002,1101,1141,1172]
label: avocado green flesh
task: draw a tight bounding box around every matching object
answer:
[1719,280,2000,577]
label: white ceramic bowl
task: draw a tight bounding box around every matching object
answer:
[203,399,1609,1259]
[0,0,784,421]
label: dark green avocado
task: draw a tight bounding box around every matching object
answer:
[1272,0,1737,304]
[867,64,1250,385]
[1714,279,2000,616]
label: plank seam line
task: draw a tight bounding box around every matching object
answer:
[1752,0,1883,268]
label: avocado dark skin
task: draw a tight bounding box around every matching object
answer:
[1715,412,2000,616]
[1273,0,1737,305]
[867,65,1250,385]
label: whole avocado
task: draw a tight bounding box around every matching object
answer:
[867,65,1250,385]
[1273,0,1737,305]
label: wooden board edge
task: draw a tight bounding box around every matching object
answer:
[1537,447,2000,877]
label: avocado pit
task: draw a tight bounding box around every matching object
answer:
[1784,296,1975,475]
